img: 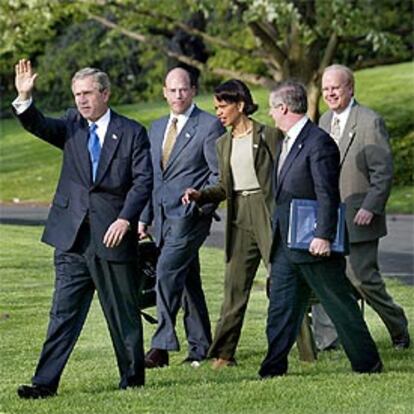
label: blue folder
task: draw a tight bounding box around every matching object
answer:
[287,199,346,253]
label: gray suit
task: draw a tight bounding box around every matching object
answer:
[312,101,408,350]
[140,105,225,359]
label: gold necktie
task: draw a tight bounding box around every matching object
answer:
[277,135,290,175]
[162,117,178,168]
[331,116,341,145]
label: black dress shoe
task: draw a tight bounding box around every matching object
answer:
[17,384,57,399]
[392,331,410,350]
[145,348,169,369]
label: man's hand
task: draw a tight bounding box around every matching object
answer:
[15,59,38,100]
[103,218,130,248]
[138,222,150,240]
[182,188,201,205]
[309,237,331,257]
[354,208,374,226]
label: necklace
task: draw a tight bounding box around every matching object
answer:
[232,126,253,138]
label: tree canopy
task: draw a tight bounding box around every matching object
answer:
[1,0,411,117]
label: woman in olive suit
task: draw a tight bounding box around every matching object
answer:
[183,79,280,368]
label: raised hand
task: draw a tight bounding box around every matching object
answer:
[15,59,38,100]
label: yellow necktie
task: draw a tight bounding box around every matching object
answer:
[162,117,178,168]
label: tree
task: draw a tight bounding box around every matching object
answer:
[84,0,412,118]
[1,0,411,118]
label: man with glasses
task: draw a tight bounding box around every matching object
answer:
[312,64,410,352]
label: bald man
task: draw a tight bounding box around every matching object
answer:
[139,67,225,367]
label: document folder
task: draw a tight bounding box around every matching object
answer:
[288,199,346,253]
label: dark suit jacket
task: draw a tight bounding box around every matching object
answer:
[16,103,153,261]
[319,101,393,243]
[140,105,225,245]
[199,120,281,261]
[272,119,341,264]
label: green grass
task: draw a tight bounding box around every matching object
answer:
[0,62,413,211]
[387,185,414,214]
[0,224,413,413]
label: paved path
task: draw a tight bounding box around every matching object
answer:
[1,204,413,284]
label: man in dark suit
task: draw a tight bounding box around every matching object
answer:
[312,64,410,351]
[258,80,382,378]
[13,59,153,398]
[139,67,225,368]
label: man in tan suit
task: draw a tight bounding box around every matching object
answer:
[312,64,410,351]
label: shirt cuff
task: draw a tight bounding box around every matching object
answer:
[12,97,33,114]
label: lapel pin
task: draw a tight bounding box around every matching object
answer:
[112,134,118,140]
[185,132,191,138]
[253,144,259,148]
[298,143,303,149]
[349,132,354,138]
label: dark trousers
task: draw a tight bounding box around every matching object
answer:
[151,215,212,360]
[312,239,408,349]
[32,224,145,390]
[259,236,382,377]
[208,192,272,359]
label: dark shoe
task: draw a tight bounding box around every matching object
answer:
[355,360,383,374]
[392,331,410,350]
[17,384,57,399]
[119,376,145,390]
[145,348,169,369]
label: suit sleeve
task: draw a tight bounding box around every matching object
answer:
[310,135,341,241]
[197,118,226,213]
[118,125,153,222]
[199,138,227,204]
[13,102,67,150]
[203,118,225,188]
[360,116,393,214]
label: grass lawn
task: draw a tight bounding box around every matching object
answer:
[0,62,413,212]
[0,224,413,414]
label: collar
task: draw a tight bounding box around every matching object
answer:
[333,97,354,125]
[286,115,308,142]
[169,103,195,131]
[88,108,111,144]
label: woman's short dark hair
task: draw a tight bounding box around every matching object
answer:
[214,79,258,115]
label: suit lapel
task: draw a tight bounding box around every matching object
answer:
[339,102,358,165]
[72,115,92,184]
[276,121,310,196]
[94,111,122,184]
[221,130,233,194]
[163,107,199,172]
[154,117,169,170]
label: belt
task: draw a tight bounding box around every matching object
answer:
[234,188,262,196]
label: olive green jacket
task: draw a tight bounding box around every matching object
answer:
[199,120,281,261]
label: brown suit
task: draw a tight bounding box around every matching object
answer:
[313,101,408,349]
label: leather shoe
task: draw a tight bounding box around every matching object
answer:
[211,357,237,370]
[392,331,410,350]
[145,348,169,369]
[17,384,57,399]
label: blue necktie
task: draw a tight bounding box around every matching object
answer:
[88,123,101,181]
